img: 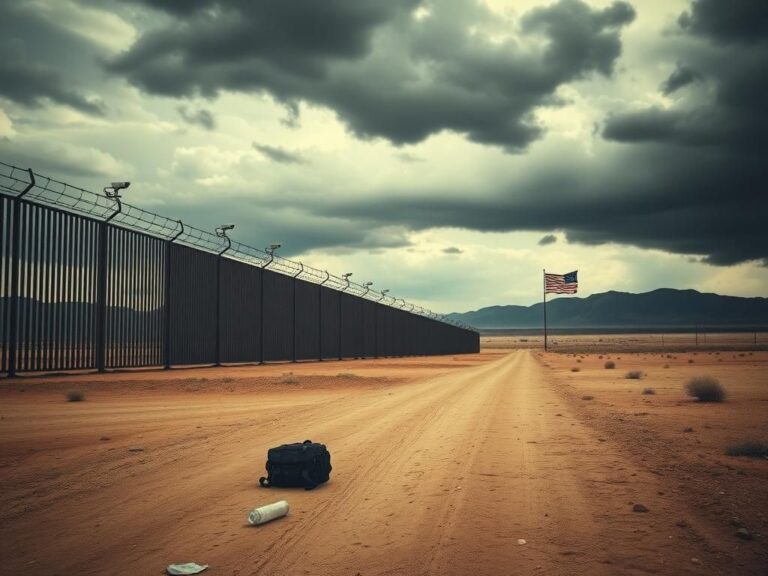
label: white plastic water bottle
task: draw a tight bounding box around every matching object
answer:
[247,500,289,525]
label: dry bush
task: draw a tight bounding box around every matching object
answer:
[570,367,580,372]
[685,376,726,402]
[66,390,85,402]
[604,361,615,369]
[726,442,768,458]
[279,373,299,384]
[625,370,643,379]
[642,388,655,395]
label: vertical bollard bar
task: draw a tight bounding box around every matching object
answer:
[7,169,35,377]
[7,200,22,377]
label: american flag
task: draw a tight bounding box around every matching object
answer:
[545,271,578,294]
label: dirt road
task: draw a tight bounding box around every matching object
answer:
[0,351,760,575]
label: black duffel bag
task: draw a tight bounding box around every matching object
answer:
[259,440,332,490]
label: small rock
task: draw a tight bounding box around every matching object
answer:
[735,528,752,541]
[632,504,649,513]
[128,447,144,452]
[517,539,527,545]
[691,557,701,565]
[683,427,694,433]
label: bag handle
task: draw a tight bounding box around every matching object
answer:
[303,440,313,444]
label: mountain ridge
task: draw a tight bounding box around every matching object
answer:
[447,288,768,329]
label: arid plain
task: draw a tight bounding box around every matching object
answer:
[1,336,766,575]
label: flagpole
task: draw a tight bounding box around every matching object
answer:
[543,268,548,352]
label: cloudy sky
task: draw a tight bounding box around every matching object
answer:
[1,0,765,313]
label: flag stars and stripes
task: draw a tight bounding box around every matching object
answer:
[545,271,578,294]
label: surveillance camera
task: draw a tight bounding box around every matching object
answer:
[220,224,235,231]
[269,243,281,250]
[111,182,130,190]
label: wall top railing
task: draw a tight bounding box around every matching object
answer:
[0,160,475,331]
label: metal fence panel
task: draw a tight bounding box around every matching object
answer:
[168,243,217,365]
[10,203,100,372]
[295,278,320,360]
[361,299,376,358]
[262,268,292,361]
[320,286,340,360]
[219,257,261,364]
[106,226,164,368]
[340,292,363,358]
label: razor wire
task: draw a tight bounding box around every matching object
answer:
[0,161,473,330]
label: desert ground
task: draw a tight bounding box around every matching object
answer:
[1,337,766,575]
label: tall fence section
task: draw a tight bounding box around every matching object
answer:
[0,162,479,376]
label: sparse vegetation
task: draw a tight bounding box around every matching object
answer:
[66,390,85,402]
[279,373,299,384]
[688,359,694,363]
[581,395,594,401]
[604,361,615,369]
[570,367,580,372]
[641,388,655,395]
[663,364,670,368]
[625,370,643,379]
[726,442,768,458]
[336,372,357,379]
[685,376,726,402]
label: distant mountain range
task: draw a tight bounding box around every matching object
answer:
[447,289,768,329]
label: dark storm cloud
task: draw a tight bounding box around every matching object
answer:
[177,106,216,130]
[252,143,306,165]
[660,63,700,95]
[108,0,635,151]
[0,61,104,116]
[0,3,111,116]
[306,138,767,266]
[587,0,768,265]
[678,0,768,44]
[538,234,557,246]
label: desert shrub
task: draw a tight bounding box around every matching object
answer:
[726,442,768,458]
[598,355,603,359]
[642,388,655,395]
[581,395,594,400]
[663,364,670,369]
[688,359,694,363]
[604,361,615,369]
[279,373,299,384]
[625,370,643,379]
[570,367,580,372]
[685,376,726,402]
[66,390,85,402]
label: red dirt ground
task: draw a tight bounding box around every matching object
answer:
[1,344,766,575]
